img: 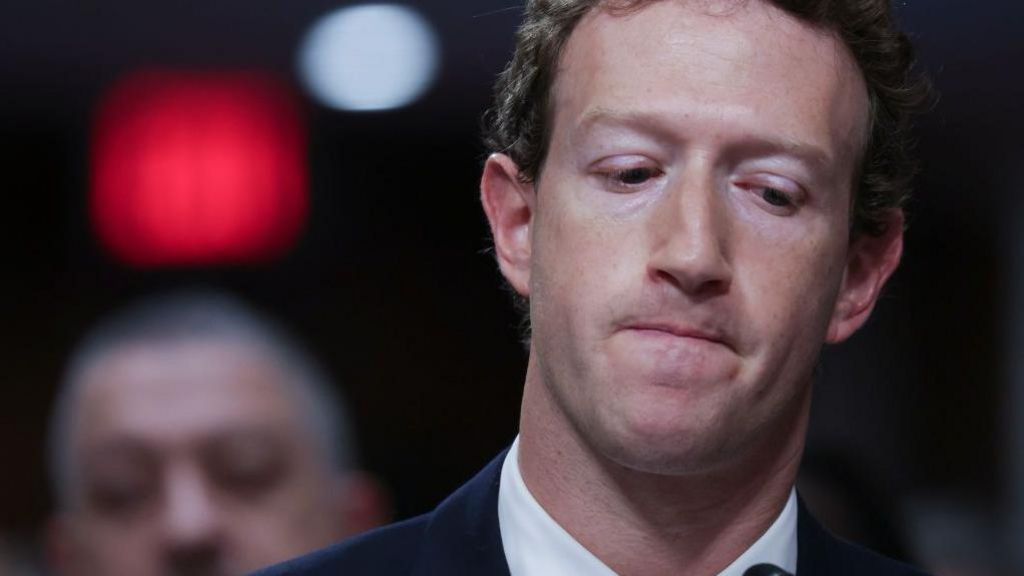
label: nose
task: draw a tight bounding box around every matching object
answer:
[160,463,224,569]
[647,165,732,297]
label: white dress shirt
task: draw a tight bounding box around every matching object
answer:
[498,436,798,575]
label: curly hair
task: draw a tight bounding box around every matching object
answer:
[482,0,932,238]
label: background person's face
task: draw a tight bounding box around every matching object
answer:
[521,1,879,474]
[56,340,346,576]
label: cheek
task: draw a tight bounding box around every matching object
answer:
[534,182,638,286]
[531,209,631,339]
[225,475,338,562]
[740,232,846,351]
[217,505,306,571]
[77,524,153,573]
[528,207,629,390]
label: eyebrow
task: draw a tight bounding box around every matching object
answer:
[572,107,836,174]
[572,108,680,149]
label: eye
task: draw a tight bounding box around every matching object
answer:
[212,457,284,498]
[614,167,659,186]
[87,473,157,517]
[207,435,287,500]
[761,186,793,208]
[83,450,158,517]
[734,176,804,214]
[593,160,664,193]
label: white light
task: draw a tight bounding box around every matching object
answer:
[298,4,440,112]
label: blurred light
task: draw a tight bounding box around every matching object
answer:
[298,4,439,111]
[90,71,308,268]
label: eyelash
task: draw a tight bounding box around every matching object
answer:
[731,175,804,213]
[600,166,664,191]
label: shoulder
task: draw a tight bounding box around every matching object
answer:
[252,515,430,576]
[252,449,511,576]
[814,536,930,576]
[797,500,931,576]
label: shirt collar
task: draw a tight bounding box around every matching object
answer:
[497,436,798,576]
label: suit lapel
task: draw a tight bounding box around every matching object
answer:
[797,497,835,573]
[411,450,512,576]
[797,495,866,575]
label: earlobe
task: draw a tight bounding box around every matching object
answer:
[480,153,535,297]
[826,211,905,343]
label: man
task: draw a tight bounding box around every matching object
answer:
[261,0,930,574]
[47,290,387,576]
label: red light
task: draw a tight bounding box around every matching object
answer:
[91,71,308,267]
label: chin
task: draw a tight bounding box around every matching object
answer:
[593,400,742,476]
[600,432,731,476]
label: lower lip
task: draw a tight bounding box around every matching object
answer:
[617,328,736,384]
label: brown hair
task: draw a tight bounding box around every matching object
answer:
[482,0,932,237]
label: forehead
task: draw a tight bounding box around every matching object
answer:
[551,0,869,168]
[73,339,304,449]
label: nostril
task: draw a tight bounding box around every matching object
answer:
[652,266,731,300]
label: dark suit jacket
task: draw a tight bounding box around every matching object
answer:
[256,450,929,576]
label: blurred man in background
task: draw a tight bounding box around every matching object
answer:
[46,290,387,576]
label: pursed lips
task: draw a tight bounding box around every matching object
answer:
[620,321,735,352]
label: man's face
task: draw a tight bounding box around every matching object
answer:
[56,340,346,576]
[486,1,898,474]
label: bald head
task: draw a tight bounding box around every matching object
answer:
[46,291,375,576]
[50,291,351,509]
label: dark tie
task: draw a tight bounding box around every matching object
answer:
[742,564,793,576]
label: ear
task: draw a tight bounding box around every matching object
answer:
[335,471,390,539]
[480,153,535,297]
[826,211,904,343]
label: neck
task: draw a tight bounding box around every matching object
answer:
[517,354,809,576]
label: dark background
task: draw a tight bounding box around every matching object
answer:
[1,0,1021,571]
